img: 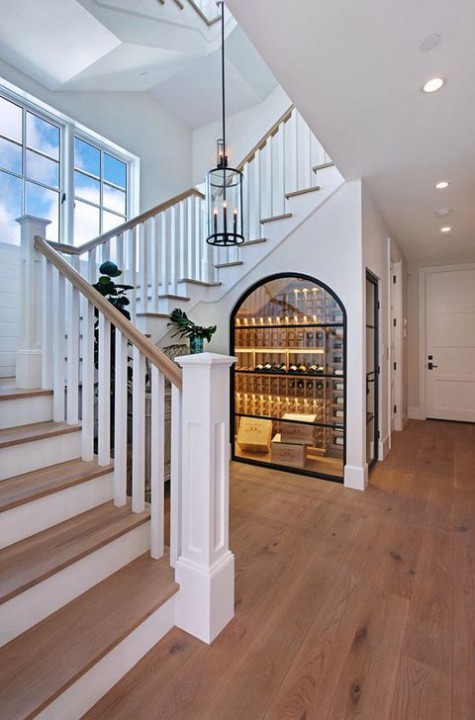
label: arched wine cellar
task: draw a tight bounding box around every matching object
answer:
[230,273,346,482]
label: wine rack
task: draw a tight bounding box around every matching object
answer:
[231,276,346,481]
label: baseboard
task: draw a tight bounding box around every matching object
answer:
[408,406,425,420]
[378,433,391,460]
[0,521,150,647]
[344,464,368,491]
[35,595,176,720]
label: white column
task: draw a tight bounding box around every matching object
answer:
[174,352,236,644]
[15,215,51,389]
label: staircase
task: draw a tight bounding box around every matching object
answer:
[47,106,343,343]
[0,105,344,718]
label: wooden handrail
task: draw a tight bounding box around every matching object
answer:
[35,236,183,390]
[236,105,294,171]
[51,187,204,256]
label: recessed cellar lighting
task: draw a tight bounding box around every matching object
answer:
[422,77,445,93]
[435,181,449,189]
[440,226,452,233]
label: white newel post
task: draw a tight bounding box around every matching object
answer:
[174,352,236,644]
[15,216,51,389]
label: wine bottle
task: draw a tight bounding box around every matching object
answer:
[276,362,287,373]
[254,364,265,372]
[289,364,298,373]
[263,362,273,372]
[307,364,319,375]
[297,362,307,373]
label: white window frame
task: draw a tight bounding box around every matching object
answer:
[0,78,140,245]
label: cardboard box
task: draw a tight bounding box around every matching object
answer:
[271,434,306,467]
[237,416,273,453]
[281,413,317,445]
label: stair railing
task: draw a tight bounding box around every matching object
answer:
[18,216,235,644]
[49,188,214,320]
[49,108,332,313]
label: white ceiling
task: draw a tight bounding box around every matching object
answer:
[227,0,475,263]
[0,0,277,127]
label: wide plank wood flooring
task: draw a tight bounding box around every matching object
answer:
[84,419,474,720]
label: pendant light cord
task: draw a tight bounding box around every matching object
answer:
[219,1,226,165]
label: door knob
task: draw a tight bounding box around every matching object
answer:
[428,362,438,369]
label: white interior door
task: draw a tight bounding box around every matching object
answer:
[425,267,475,421]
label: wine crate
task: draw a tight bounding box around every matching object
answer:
[271,434,306,467]
[281,413,317,444]
[237,416,273,453]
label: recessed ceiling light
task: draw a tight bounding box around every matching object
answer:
[435,181,449,189]
[418,34,441,52]
[422,77,445,93]
[440,226,451,233]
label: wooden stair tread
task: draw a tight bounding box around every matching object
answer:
[241,237,267,246]
[285,185,321,199]
[0,458,114,512]
[0,421,81,449]
[178,278,222,287]
[215,260,244,269]
[260,212,293,224]
[0,553,177,720]
[0,501,149,604]
[0,386,53,400]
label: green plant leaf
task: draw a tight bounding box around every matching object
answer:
[99,261,122,277]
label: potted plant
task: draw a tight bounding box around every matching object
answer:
[167,308,216,353]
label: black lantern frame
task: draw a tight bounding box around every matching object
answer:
[205,1,245,247]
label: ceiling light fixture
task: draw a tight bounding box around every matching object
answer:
[440,226,451,233]
[422,77,445,93]
[205,1,244,246]
[436,208,451,217]
[418,34,441,52]
[435,181,449,189]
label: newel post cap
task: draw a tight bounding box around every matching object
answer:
[176,352,237,368]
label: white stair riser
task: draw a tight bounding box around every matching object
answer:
[35,596,175,720]
[0,473,114,549]
[0,394,53,430]
[0,520,151,647]
[0,431,81,480]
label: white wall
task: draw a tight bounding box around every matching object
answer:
[0,242,20,377]
[361,186,393,459]
[407,252,475,418]
[0,60,193,213]
[192,85,290,185]
[191,181,368,489]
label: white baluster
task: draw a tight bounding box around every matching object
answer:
[178,200,186,281]
[297,112,311,190]
[41,257,53,389]
[150,215,159,313]
[161,210,170,297]
[53,269,65,422]
[66,282,80,425]
[87,248,97,284]
[114,329,128,506]
[150,365,165,559]
[254,149,262,238]
[138,222,148,313]
[272,124,285,216]
[186,197,194,280]
[126,228,137,321]
[285,109,298,195]
[116,232,124,275]
[169,204,178,296]
[261,141,272,220]
[194,196,201,280]
[170,383,182,567]
[81,300,95,461]
[132,346,146,513]
[98,315,111,466]
[242,162,251,242]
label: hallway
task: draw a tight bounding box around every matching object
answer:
[84,419,475,720]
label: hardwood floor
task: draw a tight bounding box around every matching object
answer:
[84,419,475,720]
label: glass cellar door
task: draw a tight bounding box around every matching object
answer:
[231,274,346,482]
[366,271,379,470]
